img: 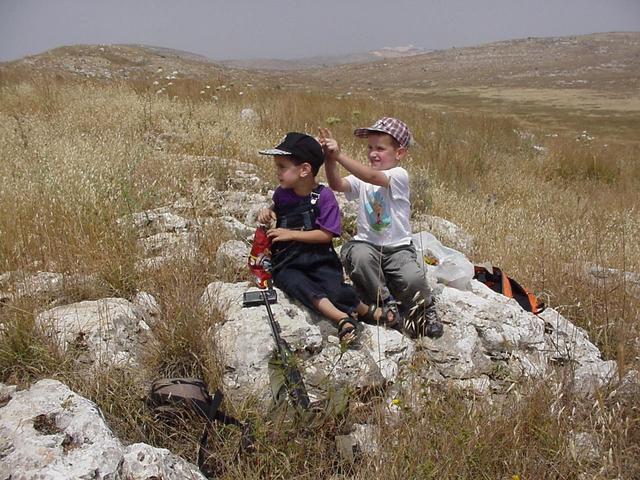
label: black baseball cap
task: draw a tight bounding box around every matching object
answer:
[259,132,324,174]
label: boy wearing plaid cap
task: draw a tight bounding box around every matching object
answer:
[320,118,443,338]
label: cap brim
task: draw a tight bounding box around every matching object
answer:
[258,148,292,156]
[354,127,386,138]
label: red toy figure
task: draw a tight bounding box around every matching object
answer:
[248,225,272,289]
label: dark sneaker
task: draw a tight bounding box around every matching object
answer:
[405,302,443,339]
[423,303,443,338]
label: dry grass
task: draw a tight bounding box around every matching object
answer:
[1,64,639,478]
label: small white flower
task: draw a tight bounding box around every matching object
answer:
[172,70,178,75]
[205,85,210,89]
[167,82,173,86]
[200,90,205,94]
[238,91,244,95]
[152,80,159,85]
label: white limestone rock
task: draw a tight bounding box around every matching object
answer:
[200,281,322,403]
[216,239,250,276]
[0,379,124,479]
[0,380,206,480]
[35,298,152,367]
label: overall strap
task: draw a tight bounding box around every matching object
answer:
[302,184,323,229]
[310,185,322,204]
[277,185,324,230]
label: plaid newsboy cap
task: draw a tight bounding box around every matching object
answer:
[354,117,411,148]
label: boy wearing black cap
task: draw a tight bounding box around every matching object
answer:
[319,118,443,339]
[257,132,376,345]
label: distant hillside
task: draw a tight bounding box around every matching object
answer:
[4,33,637,95]
[218,45,428,70]
[298,32,640,94]
[0,44,257,85]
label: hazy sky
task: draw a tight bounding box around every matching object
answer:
[1,0,639,62]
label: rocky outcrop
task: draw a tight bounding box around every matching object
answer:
[0,380,205,480]
[200,276,616,408]
[582,262,640,300]
[0,271,104,305]
[412,214,475,253]
[35,297,156,368]
[113,165,270,271]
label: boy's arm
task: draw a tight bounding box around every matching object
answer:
[318,127,389,188]
[267,227,333,244]
[335,152,390,188]
[324,157,351,193]
[319,127,351,192]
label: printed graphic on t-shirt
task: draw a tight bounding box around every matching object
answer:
[365,189,390,231]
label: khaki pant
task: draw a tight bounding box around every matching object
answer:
[340,240,433,314]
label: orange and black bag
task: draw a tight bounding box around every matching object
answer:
[473,265,545,314]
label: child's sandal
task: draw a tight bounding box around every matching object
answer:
[358,304,377,324]
[381,300,401,329]
[337,317,357,345]
[359,303,400,328]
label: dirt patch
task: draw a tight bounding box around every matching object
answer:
[33,413,61,435]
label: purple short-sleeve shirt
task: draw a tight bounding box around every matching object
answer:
[272,185,342,236]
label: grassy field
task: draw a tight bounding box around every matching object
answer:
[387,86,640,146]
[1,63,639,478]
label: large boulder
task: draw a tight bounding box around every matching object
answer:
[431,281,617,395]
[200,282,420,407]
[35,298,153,368]
[201,277,617,407]
[0,380,205,480]
[200,281,323,404]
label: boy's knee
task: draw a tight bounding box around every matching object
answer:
[397,273,422,295]
[341,243,374,270]
[397,269,432,300]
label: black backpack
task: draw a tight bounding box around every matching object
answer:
[474,265,546,314]
[147,378,254,472]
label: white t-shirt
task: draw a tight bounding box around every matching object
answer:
[344,166,412,247]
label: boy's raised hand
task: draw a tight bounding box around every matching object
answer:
[318,127,340,161]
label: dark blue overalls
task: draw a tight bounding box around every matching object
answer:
[271,185,360,315]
